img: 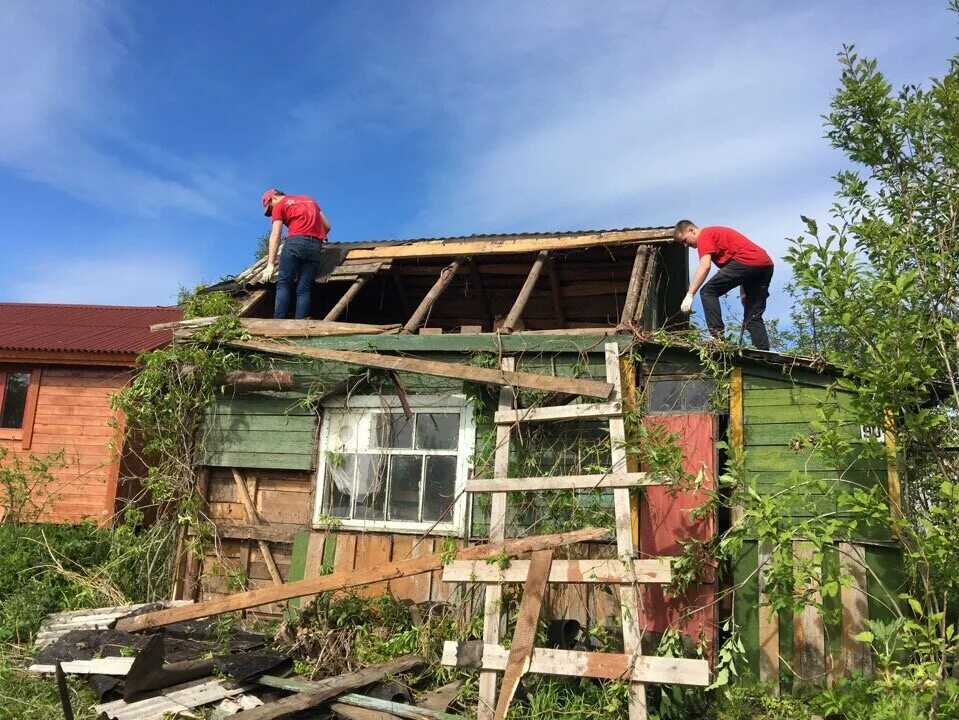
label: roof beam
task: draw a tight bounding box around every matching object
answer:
[344,228,672,261]
[619,247,651,325]
[402,257,464,334]
[324,275,370,321]
[500,251,548,333]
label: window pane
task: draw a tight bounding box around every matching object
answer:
[414,413,459,450]
[0,372,29,429]
[373,413,413,449]
[324,453,355,518]
[646,377,714,413]
[387,455,423,522]
[354,453,387,521]
[422,455,457,521]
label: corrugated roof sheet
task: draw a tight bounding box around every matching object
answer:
[0,303,182,354]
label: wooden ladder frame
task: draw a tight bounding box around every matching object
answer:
[441,342,710,720]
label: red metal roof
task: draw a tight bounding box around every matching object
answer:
[0,303,182,355]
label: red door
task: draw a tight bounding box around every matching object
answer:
[638,414,717,660]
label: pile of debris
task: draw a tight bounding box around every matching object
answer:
[32,602,463,719]
[33,529,603,718]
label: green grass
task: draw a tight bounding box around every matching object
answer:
[0,645,99,720]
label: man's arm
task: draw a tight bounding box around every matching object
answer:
[259,220,284,282]
[688,254,712,295]
[267,220,283,265]
[681,254,713,314]
[319,210,331,234]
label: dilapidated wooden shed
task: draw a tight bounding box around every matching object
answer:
[169,226,904,706]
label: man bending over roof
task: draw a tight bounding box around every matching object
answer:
[673,221,774,351]
[260,189,331,319]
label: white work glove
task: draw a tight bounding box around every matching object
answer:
[258,262,275,284]
[680,293,695,314]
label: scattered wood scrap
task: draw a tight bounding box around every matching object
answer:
[227,340,615,400]
[259,676,464,720]
[152,317,401,338]
[116,527,606,632]
[239,655,425,720]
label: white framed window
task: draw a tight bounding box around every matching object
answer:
[313,394,476,534]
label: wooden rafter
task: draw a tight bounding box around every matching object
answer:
[633,250,659,324]
[324,275,370,321]
[546,257,566,328]
[500,250,548,333]
[402,257,464,334]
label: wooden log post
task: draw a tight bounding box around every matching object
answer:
[402,258,465,334]
[218,369,293,391]
[546,256,566,328]
[633,250,658,324]
[619,247,650,325]
[182,467,210,602]
[500,251,549,333]
[325,275,370,321]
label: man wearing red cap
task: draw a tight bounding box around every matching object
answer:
[673,220,774,350]
[260,189,331,319]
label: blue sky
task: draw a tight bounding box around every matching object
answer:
[0,1,955,321]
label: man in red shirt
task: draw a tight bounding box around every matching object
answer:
[260,189,331,319]
[673,220,775,350]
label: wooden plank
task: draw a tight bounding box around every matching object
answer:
[493,549,553,720]
[479,356,515,720]
[884,412,902,534]
[355,534,394,597]
[325,275,371,321]
[441,642,710,686]
[500,250,548,333]
[388,536,433,602]
[228,340,614,399]
[162,317,400,337]
[231,469,283,586]
[494,401,622,424]
[443,558,670,584]
[546,257,566,327]
[403,258,464,333]
[838,542,871,679]
[757,540,780,693]
[117,528,606,632]
[605,342,646,720]
[466,471,653,493]
[619,247,650,325]
[793,541,825,691]
[239,288,268,316]
[334,533,357,573]
[29,657,135,675]
[20,368,42,451]
[345,229,672,260]
[234,656,425,720]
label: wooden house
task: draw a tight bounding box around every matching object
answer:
[0,303,181,523]
[177,227,903,695]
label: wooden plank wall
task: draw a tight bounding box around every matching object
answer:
[0,367,130,523]
[741,371,891,540]
[732,539,904,691]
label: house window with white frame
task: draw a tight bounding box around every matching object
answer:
[314,395,475,533]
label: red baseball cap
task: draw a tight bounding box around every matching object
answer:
[261,188,280,216]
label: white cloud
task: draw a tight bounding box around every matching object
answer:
[8,253,197,306]
[0,1,241,219]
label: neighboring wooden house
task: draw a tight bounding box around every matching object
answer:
[178,227,903,693]
[0,303,181,523]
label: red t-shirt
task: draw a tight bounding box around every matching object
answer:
[271,195,328,240]
[697,226,772,268]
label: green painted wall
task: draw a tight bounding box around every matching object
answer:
[742,369,892,541]
[201,335,621,472]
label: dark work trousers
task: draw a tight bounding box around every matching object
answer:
[274,235,323,319]
[699,261,774,350]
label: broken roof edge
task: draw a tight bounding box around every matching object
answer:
[226,226,673,289]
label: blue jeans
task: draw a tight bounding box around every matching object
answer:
[274,236,323,319]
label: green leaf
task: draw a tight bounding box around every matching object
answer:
[852,631,874,643]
